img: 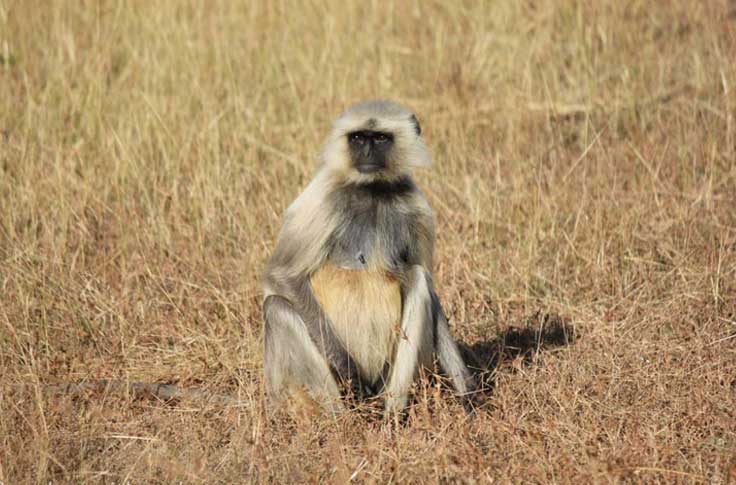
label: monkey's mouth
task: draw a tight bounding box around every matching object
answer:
[355,162,384,174]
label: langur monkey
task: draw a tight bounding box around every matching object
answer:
[262,100,474,416]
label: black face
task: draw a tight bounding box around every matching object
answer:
[347,130,394,174]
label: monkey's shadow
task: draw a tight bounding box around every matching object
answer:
[456,311,576,404]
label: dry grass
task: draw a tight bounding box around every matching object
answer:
[1,0,735,483]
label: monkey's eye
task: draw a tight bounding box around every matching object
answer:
[374,133,390,144]
[349,133,366,145]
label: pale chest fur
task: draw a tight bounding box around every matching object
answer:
[310,264,402,384]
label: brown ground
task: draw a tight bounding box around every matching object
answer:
[1,1,735,483]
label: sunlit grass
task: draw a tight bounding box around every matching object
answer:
[1,0,735,482]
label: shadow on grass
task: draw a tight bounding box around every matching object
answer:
[459,311,577,403]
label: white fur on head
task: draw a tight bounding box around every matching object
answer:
[320,99,432,182]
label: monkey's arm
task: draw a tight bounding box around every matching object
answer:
[263,203,365,392]
[415,205,475,399]
[383,265,475,414]
[384,265,436,414]
[432,290,476,402]
[384,206,474,415]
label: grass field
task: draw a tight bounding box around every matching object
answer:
[1,0,735,482]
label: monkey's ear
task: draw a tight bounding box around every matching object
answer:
[410,114,422,136]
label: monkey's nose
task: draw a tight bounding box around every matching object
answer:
[361,143,372,158]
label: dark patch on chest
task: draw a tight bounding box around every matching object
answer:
[328,178,416,270]
[350,177,414,200]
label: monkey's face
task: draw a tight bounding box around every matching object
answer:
[347,130,395,174]
[321,100,433,180]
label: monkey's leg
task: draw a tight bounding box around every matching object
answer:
[263,295,343,415]
[384,265,436,415]
[265,275,364,391]
[434,295,475,401]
